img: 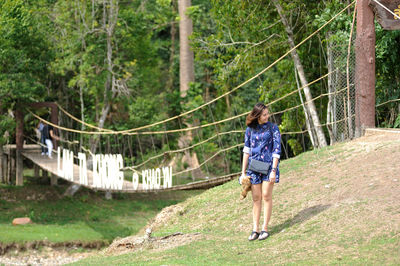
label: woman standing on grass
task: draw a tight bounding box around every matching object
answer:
[240,102,281,241]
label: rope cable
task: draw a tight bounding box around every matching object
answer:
[207,104,229,175]
[31,2,355,137]
[115,0,355,134]
[29,70,336,136]
[372,0,400,19]
[375,99,400,108]
[346,0,357,139]
[130,130,243,169]
[56,102,114,132]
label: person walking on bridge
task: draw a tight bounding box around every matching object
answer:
[37,121,47,155]
[240,103,281,241]
[42,121,60,159]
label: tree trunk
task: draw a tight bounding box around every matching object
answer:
[90,0,118,155]
[79,82,85,151]
[0,145,4,183]
[7,151,11,184]
[163,0,177,148]
[70,0,119,196]
[295,67,316,147]
[355,0,375,137]
[15,108,24,186]
[272,0,327,148]
[178,0,203,179]
[178,0,194,97]
[166,0,177,91]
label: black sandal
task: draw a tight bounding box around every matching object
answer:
[248,231,260,241]
[258,231,270,240]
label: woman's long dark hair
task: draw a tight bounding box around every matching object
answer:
[246,102,268,128]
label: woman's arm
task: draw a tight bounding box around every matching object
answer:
[242,152,249,176]
[271,157,279,169]
[242,127,251,176]
[49,129,60,141]
[269,124,281,182]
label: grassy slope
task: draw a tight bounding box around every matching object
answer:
[0,179,202,245]
[74,133,400,265]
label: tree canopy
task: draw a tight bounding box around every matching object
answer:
[0,0,399,168]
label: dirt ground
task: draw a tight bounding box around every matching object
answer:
[104,204,202,256]
[104,129,400,257]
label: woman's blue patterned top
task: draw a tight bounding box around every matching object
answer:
[243,121,281,162]
[243,122,281,184]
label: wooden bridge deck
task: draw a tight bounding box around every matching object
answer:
[17,145,236,193]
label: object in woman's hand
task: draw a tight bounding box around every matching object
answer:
[238,174,245,185]
[240,176,252,200]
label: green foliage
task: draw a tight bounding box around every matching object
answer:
[0,0,53,143]
[394,114,400,128]
[0,0,51,102]
[287,138,303,156]
[0,0,398,172]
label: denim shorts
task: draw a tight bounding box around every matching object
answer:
[246,169,280,184]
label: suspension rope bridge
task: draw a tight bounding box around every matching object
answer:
[9,0,399,193]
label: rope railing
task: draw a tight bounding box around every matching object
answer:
[26,108,392,183]
[30,85,399,176]
[120,84,353,169]
[120,82,348,135]
[375,98,400,108]
[174,143,244,176]
[128,130,244,169]
[106,82,355,171]
[170,114,359,177]
[56,103,113,132]
[127,128,313,169]
[20,0,400,190]
[116,0,355,134]
[23,135,81,160]
[34,96,394,177]
[28,85,367,174]
[272,85,349,116]
[29,70,337,136]
[49,1,355,136]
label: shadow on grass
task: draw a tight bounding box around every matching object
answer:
[270,204,331,235]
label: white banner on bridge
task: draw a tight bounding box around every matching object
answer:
[57,147,74,181]
[57,148,173,191]
[92,154,124,190]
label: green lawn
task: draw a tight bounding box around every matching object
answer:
[0,174,203,245]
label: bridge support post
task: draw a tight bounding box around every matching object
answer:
[3,154,8,184]
[10,153,15,184]
[34,165,39,177]
[51,174,58,186]
[15,109,24,186]
[16,151,23,186]
[105,191,112,200]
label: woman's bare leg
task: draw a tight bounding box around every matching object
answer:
[251,184,262,232]
[262,181,274,231]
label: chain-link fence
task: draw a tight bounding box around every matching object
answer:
[327,38,356,143]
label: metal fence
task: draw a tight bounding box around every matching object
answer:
[327,38,356,143]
